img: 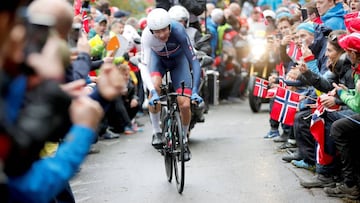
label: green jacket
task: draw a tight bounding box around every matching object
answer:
[339,74,360,113]
[216,23,232,56]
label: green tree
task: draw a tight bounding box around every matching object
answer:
[108,0,153,17]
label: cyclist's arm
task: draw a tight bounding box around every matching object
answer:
[140,28,155,92]
[174,25,201,94]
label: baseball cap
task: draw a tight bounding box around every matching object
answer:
[114,10,130,18]
[338,32,360,52]
[95,15,107,23]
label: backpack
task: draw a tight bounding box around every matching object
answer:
[179,0,206,16]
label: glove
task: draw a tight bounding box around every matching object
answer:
[191,93,203,104]
[149,89,160,106]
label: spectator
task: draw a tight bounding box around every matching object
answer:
[316,0,346,30]
[324,32,360,200]
[304,1,322,24]
[297,30,355,189]
[207,8,225,58]
[289,22,332,171]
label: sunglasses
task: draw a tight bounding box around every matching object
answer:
[328,34,338,42]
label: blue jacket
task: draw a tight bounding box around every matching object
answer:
[206,17,219,58]
[65,52,92,83]
[309,24,331,75]
[257,0,282,11]
[8,125,95,203]
[321,3,346,30]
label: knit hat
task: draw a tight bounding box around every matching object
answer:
[276,11,292,20]
[344,11,360,33]
[296,22,315,34]
[275,7,292,20]
[338,32,360,53]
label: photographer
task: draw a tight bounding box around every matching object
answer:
[0,1,126,203]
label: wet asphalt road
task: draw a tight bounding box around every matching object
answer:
[70,100,344,203]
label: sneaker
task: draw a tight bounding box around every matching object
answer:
[88,145,100,154]
[131,122,143,132]
[273,133,288,142]
[152,132,164,149]
[324,183,360,200]
[277,141,297,150]
[264,129,280,139]
[103,128,120,139]
[300,174,336,188]
[286,148,297,154]
[291,159,315,172]
[183,145,191,162]
[282,151,301,162]
[124,126,135,135]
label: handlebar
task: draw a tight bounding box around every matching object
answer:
[153,81,200,106]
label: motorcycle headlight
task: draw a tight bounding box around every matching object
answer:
[250,39,266,60]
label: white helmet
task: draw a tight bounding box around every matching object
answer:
[168,5,190,27]
[263,9,276,19]
[147,8,171,31]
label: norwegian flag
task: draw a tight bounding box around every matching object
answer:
[270,87,300,125]
[310,95,340,165]
[253,77,269,98]
[73,0,90,33]
[73,0,82,16]
[266,87,277,98]
[275,63,286,88]
[82,10,90,34]
[286,42,302,61]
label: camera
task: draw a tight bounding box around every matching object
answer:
[267,35,275,43]
[22,14,55,75]
[23,14,55,57]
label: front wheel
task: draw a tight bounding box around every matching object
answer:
[164,151,172,182]
[247,75,262,113]
[162,116,172,182]
[173,111,185,194]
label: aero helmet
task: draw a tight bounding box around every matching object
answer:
[147,8,171,31]
[168,5,190,27]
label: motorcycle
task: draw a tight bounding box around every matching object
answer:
[189,34,213,132]
[242,31,276,112]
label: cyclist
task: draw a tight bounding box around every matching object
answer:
[139,8,203,161]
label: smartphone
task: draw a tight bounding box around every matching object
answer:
[267,35,275,43]
[68,23,82,51]
[23,14,55,56]
[301,8,308,22]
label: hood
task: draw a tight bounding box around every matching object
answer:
[321,3,346,24]
[309,24,332,57]
[334,53,352,77]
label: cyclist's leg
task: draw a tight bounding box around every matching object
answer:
[149,52,166,147]
[169,54,192,135]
